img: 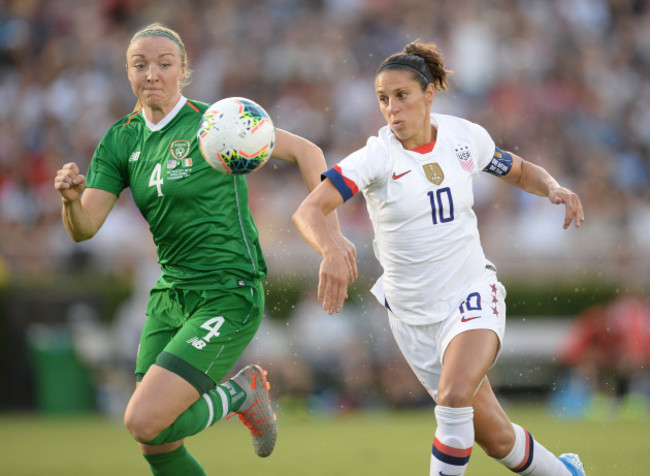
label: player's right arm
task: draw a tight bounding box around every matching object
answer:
[293,178,352,315]
[273,128,358,280]
[54,162,118,242]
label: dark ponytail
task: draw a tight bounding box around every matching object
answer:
[377,39,451,91]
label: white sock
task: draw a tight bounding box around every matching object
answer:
[431,406,474,476]
[497,423,571,475]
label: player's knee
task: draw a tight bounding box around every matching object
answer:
[436,382,475,408]
[476,423,515,459]
[124,405,162,443]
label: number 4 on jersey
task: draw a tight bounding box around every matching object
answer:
[149,163,164,196]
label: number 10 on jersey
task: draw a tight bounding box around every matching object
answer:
[428,187,454,225]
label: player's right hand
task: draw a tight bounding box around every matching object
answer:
[332,232,358,283]
[54,162,86,203]
[318,249,352,315]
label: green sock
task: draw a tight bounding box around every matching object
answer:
[143,445,206,476]
[145,381,246,446]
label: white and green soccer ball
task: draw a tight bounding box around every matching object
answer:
[198,97,276,174]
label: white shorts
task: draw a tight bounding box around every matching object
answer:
[387,278,506,402]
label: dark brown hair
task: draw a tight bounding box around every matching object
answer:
[377,39,451,91]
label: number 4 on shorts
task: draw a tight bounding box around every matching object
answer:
[200,316,225,342]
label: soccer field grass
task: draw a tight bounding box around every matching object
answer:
[0,403,647,475]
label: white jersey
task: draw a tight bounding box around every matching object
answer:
[324,113,511,324]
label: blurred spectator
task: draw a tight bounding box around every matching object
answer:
[552,294,650,420]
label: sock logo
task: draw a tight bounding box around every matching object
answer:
[223,381,245,404]
[223,382,237,396]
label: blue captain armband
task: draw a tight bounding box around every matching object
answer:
[483,147,513,177]
[322,166,357,202]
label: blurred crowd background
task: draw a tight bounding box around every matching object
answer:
[1,0,649,419]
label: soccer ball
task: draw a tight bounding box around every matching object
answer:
[198,97,276,174]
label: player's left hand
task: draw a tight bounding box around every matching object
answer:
[548,186,584,229]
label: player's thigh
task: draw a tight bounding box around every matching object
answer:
[125,365,200,440]
[388,314,442,401]
[437,280,506,400]
[157,283,265,394]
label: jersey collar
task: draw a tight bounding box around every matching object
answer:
[142,95,187,132]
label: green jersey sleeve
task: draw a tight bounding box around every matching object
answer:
[86,115,138,195]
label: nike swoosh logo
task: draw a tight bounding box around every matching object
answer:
[392,170,411,179]
[439,472,460,476]
[460,316,481,322]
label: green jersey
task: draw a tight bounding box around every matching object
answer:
[86,97,267,290]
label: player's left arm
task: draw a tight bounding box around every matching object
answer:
[271,128,328,191]
[497,151,584,229]
[272,127,358,279]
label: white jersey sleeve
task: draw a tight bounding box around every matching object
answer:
[473,123,497,170]
[322,135,391,201]
[475,122,515,177]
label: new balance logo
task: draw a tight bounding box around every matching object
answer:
[187,336,207,349]
[128,151,141,162]
[392,170,411,180]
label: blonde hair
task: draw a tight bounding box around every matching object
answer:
[127,23,193,112]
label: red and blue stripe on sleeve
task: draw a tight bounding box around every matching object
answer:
[322,165,358,202]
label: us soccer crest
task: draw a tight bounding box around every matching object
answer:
[455,144,475,172]
[422,163,444,185]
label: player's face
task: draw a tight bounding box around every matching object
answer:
[127,36,186,112]
[375,70,434,149]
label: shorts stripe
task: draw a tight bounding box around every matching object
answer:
[204,344,225,375]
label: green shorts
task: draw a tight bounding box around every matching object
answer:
[135,281,264,394]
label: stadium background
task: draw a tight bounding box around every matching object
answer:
[0,0,649,473]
